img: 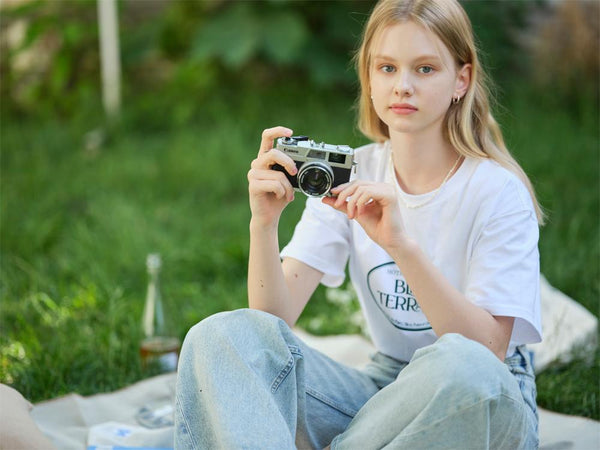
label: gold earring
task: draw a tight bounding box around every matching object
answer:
[452,95,460,104]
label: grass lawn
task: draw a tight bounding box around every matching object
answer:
[1,84,598,420]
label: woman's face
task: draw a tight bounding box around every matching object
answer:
[369,20,470,136]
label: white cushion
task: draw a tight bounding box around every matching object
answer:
[529,275,598,371]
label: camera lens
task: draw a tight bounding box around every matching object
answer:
[298,162,333,197]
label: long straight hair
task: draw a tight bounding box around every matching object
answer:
[355,0,545,224]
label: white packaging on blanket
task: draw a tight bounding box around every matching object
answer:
[87,421,173,449]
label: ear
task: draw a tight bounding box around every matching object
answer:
[454,63,471,98]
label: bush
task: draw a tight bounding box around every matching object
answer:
[527,0,599,115]
[0,0,101,117]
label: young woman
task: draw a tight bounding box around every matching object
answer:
[175,0,544,448]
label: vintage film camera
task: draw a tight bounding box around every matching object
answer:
[272,136,356,197]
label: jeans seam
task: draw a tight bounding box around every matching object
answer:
[306,386,357,418]
[271,355,294,393]
[330,433,342,450]
[175,397,200,450]
[270,345,302,393]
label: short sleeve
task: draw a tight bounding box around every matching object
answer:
[280,197,351,287]
[465,179,542,346]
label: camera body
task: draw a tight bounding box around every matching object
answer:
[273,136,356,197]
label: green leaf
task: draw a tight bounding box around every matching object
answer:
[190,3,261,69]
[63,23,84,46]
[261,10,308,64]
[304,36,352,86]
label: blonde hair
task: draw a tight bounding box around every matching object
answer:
[355,0,545,224]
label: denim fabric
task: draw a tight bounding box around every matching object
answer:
[175,309,538,450]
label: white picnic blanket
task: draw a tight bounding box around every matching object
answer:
[32,275,599,449]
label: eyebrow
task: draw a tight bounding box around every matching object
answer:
[372,54,443,63]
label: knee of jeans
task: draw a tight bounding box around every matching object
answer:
[180,308,289,359]
[415,333,520,402]
[180,311,227,355]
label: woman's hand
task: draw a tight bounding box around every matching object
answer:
[322,181,411,254]
[248,126,298,229]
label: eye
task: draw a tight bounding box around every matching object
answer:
[418,66,434,74]
[379,64,396,73]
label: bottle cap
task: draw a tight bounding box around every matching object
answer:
[146,253,162,272]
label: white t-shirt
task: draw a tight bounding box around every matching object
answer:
[281,142,542,361]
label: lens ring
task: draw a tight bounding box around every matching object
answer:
[298,162,333,197]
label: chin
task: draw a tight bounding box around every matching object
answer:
[385,114,444,136]
[386,120,423,135]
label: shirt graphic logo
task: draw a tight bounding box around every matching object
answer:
[367,262,432,331]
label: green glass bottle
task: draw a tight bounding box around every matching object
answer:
[140,253,180,372]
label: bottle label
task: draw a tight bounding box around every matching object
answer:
[158,351,178,372]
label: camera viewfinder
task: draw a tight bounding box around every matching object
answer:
[328,153,346,164]
[307,150,326,160]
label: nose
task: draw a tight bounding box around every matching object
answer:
[393,70,414,97]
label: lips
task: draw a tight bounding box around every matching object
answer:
[390,103,418,114]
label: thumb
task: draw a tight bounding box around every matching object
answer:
[322,196,347,214]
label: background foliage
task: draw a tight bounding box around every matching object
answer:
[1,0,598,421]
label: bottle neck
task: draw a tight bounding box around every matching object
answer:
[143,271,165,338]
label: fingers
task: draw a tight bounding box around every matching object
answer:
[333,181,366,219]
[248,126,297,206]
[259,126,293,155]
[249,179,292,201]
[331,182,355,208]
[251,148,298,176]
[322,195,347,214]
[346,186,371,219]
[248,167,295,202]
[324,181,362,219]
[327,181,390,219]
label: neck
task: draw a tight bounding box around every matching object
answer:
[389,127,460,195]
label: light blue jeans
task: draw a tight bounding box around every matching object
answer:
[175,309,538,449]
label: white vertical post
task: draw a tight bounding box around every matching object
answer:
[97,0,121,118]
